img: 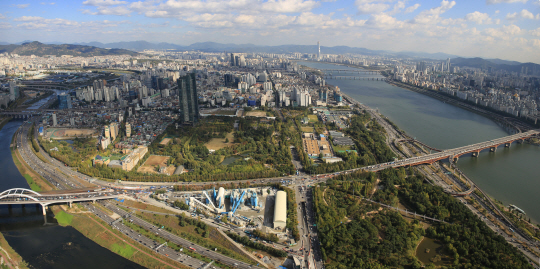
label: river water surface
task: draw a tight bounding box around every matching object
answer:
[300,61,540,223]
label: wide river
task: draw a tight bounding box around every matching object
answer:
[0,120,143,269]
[300,61,540,223]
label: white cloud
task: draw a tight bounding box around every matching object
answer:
[0,22,12,29]
[0,13,6,20]
[355,0,391,14]
[485,24,521,39]
[486,0,527,4]
[530,27,540,36]
[261,0,319,13]
[40,2,56,4]
[16,4,30,8]
[14,16,44,22]
[465,11,492,24]
[367,13,403,29]
[404,3,420,13]
[506,9,536,20]
[95,6,132,16]
[410,0,456,24]
[82,0,127,6]
[531,39,540,48]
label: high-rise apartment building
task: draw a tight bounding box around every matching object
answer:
[317,41,320,60]
[177,73,199,124]
[125,122,131,137]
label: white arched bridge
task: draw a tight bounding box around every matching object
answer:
[0,188,122,215]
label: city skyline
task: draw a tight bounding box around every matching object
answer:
[1,0,540,63]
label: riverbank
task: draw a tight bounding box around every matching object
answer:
[0,232,29,269]
[51,205,189,269]
[0,117,11,132]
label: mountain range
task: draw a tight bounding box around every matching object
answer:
[0,41,139,57]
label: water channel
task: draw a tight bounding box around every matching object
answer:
[0,120,143,269]
[300,61,540,223]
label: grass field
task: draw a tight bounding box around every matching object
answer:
[245,111,267,117]
[301,127,314,133]
[23,174,41,192]
[55,210,73,226]
[204,132,235,150]
[308,114,319,122]
[111,243,135,259]
[332,145,353,152]
[118,199,176,214]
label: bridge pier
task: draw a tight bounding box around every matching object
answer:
[69,201,72,208]
[490,147,497,152]
[472,151,479,157]
[505,143,511,148]
[41,204,47,216]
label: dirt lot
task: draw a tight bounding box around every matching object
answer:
[159,138,172,145]
[204,132,235,150]
[137,155,175,175]
[48,128,97,139]
[245,111,267,117]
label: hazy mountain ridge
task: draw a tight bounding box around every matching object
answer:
[0,41,139,57]
[450,57,539,73]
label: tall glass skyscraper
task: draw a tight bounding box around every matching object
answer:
[58,93,72,109]
[177,73,199,124]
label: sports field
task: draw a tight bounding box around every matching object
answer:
[160,138,172,145]
[245,111,267,117]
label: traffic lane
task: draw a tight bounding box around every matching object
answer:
[102,203,257,269]
[86,203,202,268]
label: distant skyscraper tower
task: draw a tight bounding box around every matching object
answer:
[177,73,199,124]
[317,41,320,60]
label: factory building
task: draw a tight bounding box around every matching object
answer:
[273,191,287,229]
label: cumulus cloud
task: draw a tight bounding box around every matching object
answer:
[0,13,6,20]
[261,0,319,13]
[355,0,391,14]
[14,16,44,22]
[465,11,492,24]
[0,22,12,29]
[485,24,521,39]
[16,4,30,8]
[530,27,540,36]
[410,0,456,24]
[506,9,536,20]
[404,3,420,13]
[83,0,127,6]
[486,0,527,4]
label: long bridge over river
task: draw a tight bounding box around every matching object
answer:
[365,129,539,171]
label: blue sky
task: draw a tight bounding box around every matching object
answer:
[1,0,540,63]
